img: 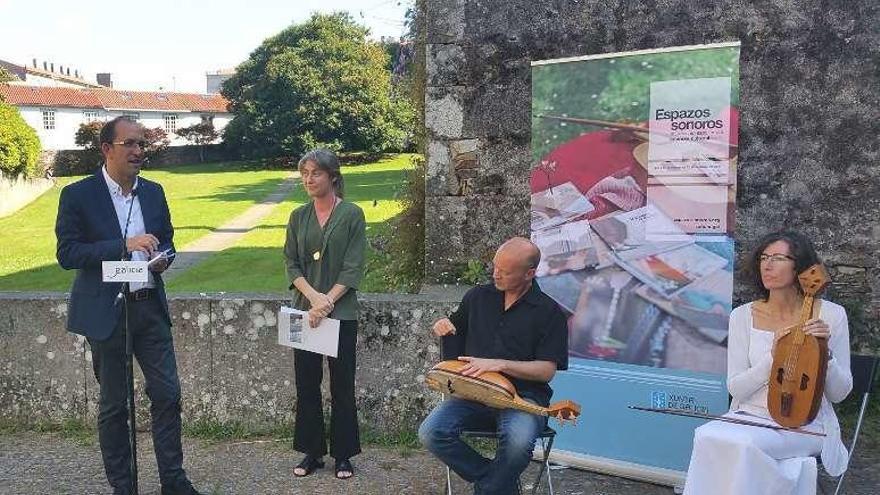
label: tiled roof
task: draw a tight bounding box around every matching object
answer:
[0,85,103,108]
[0,85,230,113]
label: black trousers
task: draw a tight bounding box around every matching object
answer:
[87,296,188,494]
[293,319,361,460]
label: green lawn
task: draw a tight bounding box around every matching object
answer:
[167,154,415,293]
[0,156,417,293]
[0,162,289,290]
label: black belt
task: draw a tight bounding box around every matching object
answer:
[127,288,155,302]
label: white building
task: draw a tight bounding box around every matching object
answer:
[0,58,105,89]
[0,85,232,150]
[206,69,235,94]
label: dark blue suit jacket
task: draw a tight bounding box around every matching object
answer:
[55,170,175,340]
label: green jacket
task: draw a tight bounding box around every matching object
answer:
[283,200,366,320]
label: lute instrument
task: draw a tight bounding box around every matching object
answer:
[767,264,831,428]
[425,360,581,424]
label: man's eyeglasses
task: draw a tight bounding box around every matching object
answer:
[112,139,149,149]
[759,253,795,264]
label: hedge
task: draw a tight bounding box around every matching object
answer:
[0,102,41,178]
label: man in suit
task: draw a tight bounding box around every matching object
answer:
[55,116,202,495]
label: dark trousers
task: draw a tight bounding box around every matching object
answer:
[293,319,360,460]
[87,296,188,494]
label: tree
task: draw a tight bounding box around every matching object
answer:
[74,121,104,167]
[0,101,41,178]
[176,122,219,162]
[143,127,170,159]
[221,12,411,158]
[0,67,15,84]
[0,68,15,104]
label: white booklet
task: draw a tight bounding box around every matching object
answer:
[277,306,340,358]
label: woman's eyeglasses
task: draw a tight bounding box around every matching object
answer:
[759,253,795,264]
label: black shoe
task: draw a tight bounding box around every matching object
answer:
[294,455,325,477]
[160,480,204,495]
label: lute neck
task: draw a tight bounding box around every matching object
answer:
[504,396,549,417]
[799,294,816,323]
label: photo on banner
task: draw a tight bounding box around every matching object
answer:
[531,45,739,373]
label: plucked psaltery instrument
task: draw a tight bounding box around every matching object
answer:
[425,360,581,424]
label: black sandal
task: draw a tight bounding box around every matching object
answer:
[335,458,354,479]
[293,455,324,477]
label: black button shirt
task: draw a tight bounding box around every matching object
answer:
[443,282,568,406]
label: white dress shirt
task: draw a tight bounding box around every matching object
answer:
[102,167,155,290]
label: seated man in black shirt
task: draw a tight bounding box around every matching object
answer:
[418,237,568,495]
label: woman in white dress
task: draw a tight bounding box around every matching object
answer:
[683,231,852,495]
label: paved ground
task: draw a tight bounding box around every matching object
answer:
[163,172,296,281]
[1,429,876,495]
[0,431,673,495]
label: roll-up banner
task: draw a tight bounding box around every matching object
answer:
[530,42,741,487]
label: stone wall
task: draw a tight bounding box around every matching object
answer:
[0,172,53,218]
[0,292,459,434]
[422,0,879,350]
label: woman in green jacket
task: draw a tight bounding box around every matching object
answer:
[283,149,366,480]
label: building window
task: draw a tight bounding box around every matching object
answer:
[200,114,214,125]
[83,111,99,123]
[42,109,56,130]
[164,114,177,133]
[122,113,140,122]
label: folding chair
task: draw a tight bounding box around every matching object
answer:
[831,354,879,495]
[445,425,557,495]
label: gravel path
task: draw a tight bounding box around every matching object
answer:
[1,429,875,494]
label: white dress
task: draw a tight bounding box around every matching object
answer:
[683,301,853,495]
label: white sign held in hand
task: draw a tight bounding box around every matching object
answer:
[102,261,149,283]
[278,306,340,357]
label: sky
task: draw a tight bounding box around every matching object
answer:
[0,0,410,93]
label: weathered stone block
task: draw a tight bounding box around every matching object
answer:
[478,137,532,197]
[170,297,218,422]
[450,138,481,195]
[425,86,465,139]
[425,194,530,280]
[463,81,531,139]
[426,139,454,197]
[427,43,468,87]
[356,294,460,432]
[425,0,465,43]
[209,298,293,426]
[0,296,87,423]
[424,196,469,280]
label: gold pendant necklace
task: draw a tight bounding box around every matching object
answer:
[311,197,339,263]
